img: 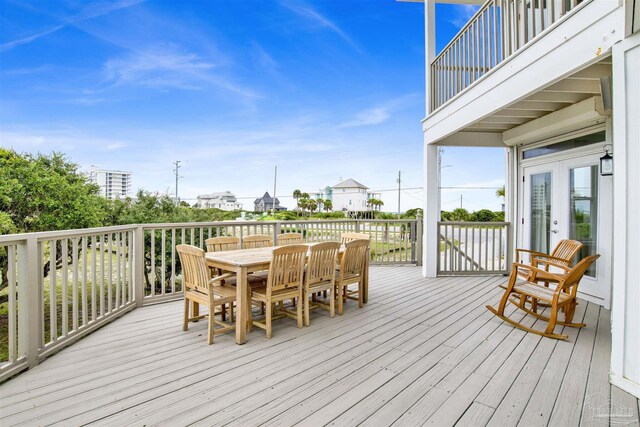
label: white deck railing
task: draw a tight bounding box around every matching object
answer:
[430,0,589,111]
[438,221,512,275]
[0,218,422,381]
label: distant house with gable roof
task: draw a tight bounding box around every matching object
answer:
[254,192,286,213]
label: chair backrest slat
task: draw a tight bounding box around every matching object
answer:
[340,239,369,278]
[267,245,307,293]
[205,236,240,252]
[340,232,370,245]
[306,242,340,285]
[277,233,304,246]
[550,239,584,266]
[176,244,209,294]
[242,234,272,249]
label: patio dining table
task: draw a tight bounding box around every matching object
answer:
[205,243,368,344]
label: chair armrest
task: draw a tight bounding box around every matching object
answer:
[515,248,548,262]
[511,262,566,282]
[531,259,572,272]
[209,272,236,286]
[531,253,572,265]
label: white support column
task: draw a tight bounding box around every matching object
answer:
[425,0,436,114]
[423,144,439,277]
[610,32,640,399]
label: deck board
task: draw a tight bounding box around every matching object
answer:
[0,266,637,426]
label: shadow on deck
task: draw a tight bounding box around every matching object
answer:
[0,266,638,426]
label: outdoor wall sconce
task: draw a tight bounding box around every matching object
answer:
[600,145,613,176]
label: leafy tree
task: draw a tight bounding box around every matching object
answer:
[470,209,494,222]
[450,208,470,221]
[324,199,332,212]
[0,149,108,296]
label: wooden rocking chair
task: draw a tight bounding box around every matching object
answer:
[515,239,584,284]
[487,254,599,340]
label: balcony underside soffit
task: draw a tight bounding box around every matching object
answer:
[465,59,611,134]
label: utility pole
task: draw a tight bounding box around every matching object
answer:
[460,194,463,210]
[173,160,181,206]
[273,165,277,216]
[397,170,401,219]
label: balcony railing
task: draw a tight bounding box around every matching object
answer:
[438,221,512,275]
[0,218,422,382]
[430,0,588,111]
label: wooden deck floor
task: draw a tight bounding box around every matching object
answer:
[1,266,638,426]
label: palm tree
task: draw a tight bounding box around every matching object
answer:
[298,198,309,216]
[308,199,318,213]
[324,199,332,212]
[301,192,310,199]
[316,198,323,212]
[375,199,384,211]
[496,185,505,199]
[293,189,302,211]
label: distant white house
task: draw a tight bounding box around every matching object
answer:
[196,191,242,210]
[88,166,132,200]
[314,179,381,212]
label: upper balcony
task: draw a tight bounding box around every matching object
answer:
[423,0,624,145]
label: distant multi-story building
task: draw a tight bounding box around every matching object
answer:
[313,179,381,212]
[196,191,242,211]
[88,166,132,200]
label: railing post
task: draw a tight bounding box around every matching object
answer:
[355,219,360,233]
[416,214,423,266]
[505,222,513,275]
[273,221,281,245]
[134,225,145,307]
[18,237,41,368]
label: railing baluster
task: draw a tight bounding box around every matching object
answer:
[81,236,88,325]
[161,229,166,296]
[115,232,121,307]
[49,241,57,342]
[107,233,112,310]
[171,229,176,294]
[91,236,97,321]
[72,238,79,331]
[99,235,104,317]
[8,246,17,362]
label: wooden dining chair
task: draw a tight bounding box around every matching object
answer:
[250,245,307,338]
[242,234,273,249]
[176,244,237,344]
[336,239,369,315]
[487,254,600,340]
[277,233,304,246]
[303,242,340,326]
[340,232,370,244]
[205,236,240,252]
[204,236,242,321]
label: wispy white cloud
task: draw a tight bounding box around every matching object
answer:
[339,94,420,128]
[0,0,145,52]
[449,5,480,28]
[280,0,361,52]
[340,107,391,128]
[100,45,260,98]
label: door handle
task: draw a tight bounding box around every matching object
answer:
[551,229,559,234]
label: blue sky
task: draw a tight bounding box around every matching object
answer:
[0,0,504,212]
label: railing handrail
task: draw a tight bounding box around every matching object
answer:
[437,221,511,226]
[0,224,138,244]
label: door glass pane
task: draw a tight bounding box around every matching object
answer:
[530,172,552,254]
[569,165,598,276]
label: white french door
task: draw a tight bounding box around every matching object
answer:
[522,152,612,307]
